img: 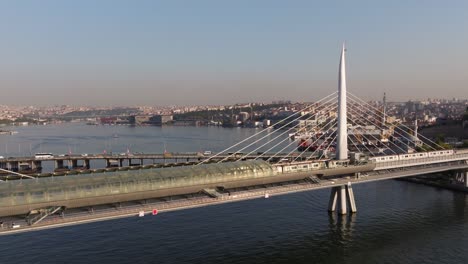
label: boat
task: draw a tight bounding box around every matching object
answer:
[0,130,18,135]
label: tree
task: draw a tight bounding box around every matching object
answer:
[463,140,468,148]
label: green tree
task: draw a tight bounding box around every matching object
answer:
[462,140,468,148]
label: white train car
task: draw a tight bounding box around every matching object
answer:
[369,155,399,163]
[427,150,453,157]
[370,150,454,164]
[399,152,429,161]
[275,160,326,173]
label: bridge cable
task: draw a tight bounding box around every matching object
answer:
[347,96,437,151]
[347,134,364,156]
[197,92,337,165]
[345,116,378,156]
[347,92,445,150]
[318,132,338,160]
[290,117,339,162]
[346,105,403,154]
[267,116,338,163]
[225,95,337,163]
[303,125,339,161]
[234,100,338,162]
[260,112,338,163]
[347,102,416,154]
[231,98,338,162]
[347,115,398,155]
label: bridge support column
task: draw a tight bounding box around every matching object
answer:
[55,160,64,170]
[328,186,339,212]
[465,172,468,188]
[453,170,468,187]
[7,161,19,172]
[346,182,357,213]
[328,182,356,215]
[339,185,347,214]
[83,159,90,169]
[32,160,41,171]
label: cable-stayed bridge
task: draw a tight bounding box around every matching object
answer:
[0,44,467,235]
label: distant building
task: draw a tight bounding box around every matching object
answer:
[239,112,250,122]
[298,119,318,129]
[149,115,173,125]
[100,117,117,125]
[129,115,151,125]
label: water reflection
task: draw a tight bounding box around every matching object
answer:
[328,212,356,245]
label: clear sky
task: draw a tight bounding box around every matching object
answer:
[0,0,467,106]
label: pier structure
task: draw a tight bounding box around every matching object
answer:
[452,169,468,187]
[327,43,356,215]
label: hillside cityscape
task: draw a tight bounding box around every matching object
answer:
[2,96,467,147]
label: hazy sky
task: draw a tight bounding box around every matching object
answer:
[0,0,467,106]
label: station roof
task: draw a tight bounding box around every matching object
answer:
[0,160,275,196]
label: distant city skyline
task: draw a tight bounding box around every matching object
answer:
[0,1,467,106]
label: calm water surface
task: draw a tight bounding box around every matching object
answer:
[0,124,467,264]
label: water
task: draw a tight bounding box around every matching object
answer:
[0,123,295,172]
[0,124,468,264]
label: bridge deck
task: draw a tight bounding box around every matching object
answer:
[1,160,467,236]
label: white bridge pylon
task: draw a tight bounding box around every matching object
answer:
[199,46,447,166]
[336,43,348,160]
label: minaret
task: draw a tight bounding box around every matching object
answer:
[336,44,348,160]
[382,92,386,126]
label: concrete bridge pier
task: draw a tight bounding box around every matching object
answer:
[18,162,31,171]
[105,159,120,168]
[83,159,90,169]
[453,170,468,187]
[68,160,78,169]
[31,160,41,170]
[55,160,65,170]
[7,161,19,172]
[128,158,144,166]
[328,182,357,215]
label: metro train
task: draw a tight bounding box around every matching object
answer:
[273,149,459,174]
[273,159,354,174]
[369,150,454,163]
